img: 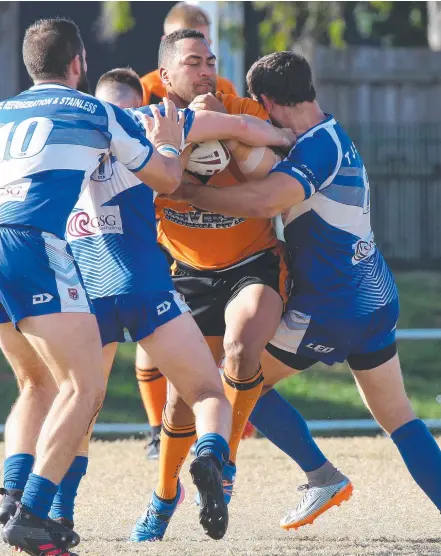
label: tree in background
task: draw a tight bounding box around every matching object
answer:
[254,1,427,54]
[97,0,135,43]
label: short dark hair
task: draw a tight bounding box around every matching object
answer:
[158,28,206,67]
[95,67,143,99]
[23,18,84,82]
[247,51,316,107]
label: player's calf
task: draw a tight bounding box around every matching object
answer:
[352,352,441,513]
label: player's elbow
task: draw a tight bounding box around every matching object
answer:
[252,194,281,219]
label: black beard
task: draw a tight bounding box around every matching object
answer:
[77,73,90,94]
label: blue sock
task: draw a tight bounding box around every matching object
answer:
[391,419,441,510]
[50,456,88,522]
[196,433,230,468]
[21,473,58,520]
[3,453,35,491]
[250,389,327,472]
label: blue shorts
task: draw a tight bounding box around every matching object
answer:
[92,290,190,346]
[0,226,92,325]
[267,296,399,370]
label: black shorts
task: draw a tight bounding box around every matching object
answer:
[266,340,397,372]
[171,250,288,336]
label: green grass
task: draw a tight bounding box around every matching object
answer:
[1,271,440,423]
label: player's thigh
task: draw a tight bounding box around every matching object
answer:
[19,313,105,396]
[224,283,283,351]
[139,312,224,408]
[349,351,415,434]
[135,336,224,368]
[0,321,55,391]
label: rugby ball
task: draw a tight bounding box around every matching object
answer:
[186,140,231,176]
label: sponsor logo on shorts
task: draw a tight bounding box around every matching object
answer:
[352,232,376,265]
[163,207,245,229]
[32,293,54,305]
[68,288,79,301]
[0,181,31,205]
[306,342,335,354]
[157,301,171,315]
[66,206,123,239]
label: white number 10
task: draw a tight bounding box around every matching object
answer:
[0,117,53,161]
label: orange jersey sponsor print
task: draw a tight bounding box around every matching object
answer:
[155,95,279,270]
[140,69,237,106]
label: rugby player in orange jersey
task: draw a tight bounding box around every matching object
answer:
[130,29,288,541]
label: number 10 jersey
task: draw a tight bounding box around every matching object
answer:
[0,83,152,238]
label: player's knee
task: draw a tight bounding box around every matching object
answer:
[61,373,106,412]
[223,338,261,379]
[19,376,58,409]
[191,388,229,409]
[165,397,194,424]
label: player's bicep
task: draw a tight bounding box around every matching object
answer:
[275,131,340,198]
[258,172,306,217]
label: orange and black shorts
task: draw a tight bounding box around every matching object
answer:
[170,247,290,337]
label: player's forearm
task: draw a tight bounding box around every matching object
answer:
[136,151,183,194]
[227,142,280,180]
[175,182,273,219]
[236,115,292,148]
[187,111,293,149]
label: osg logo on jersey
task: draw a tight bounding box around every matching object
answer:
[0,181,31,205]
[66,206,123,239]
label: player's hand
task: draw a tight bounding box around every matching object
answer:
[141,98,185,152]
[189,92,227,114]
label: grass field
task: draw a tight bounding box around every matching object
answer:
[1,437,440,556]
[0,271,440,424]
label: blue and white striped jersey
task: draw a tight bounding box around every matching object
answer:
[0,84,152,238]
[66,106,194,299]
[270,115,397,317]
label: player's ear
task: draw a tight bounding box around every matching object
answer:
[260,94,272,113]
[159,67,170,86]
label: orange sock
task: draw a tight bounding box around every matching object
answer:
[136,367,167,433]
[155,409,196,500]
[222,367,264,463]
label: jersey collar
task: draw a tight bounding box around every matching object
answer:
[29,83,73,91]
[295,114,336,142]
